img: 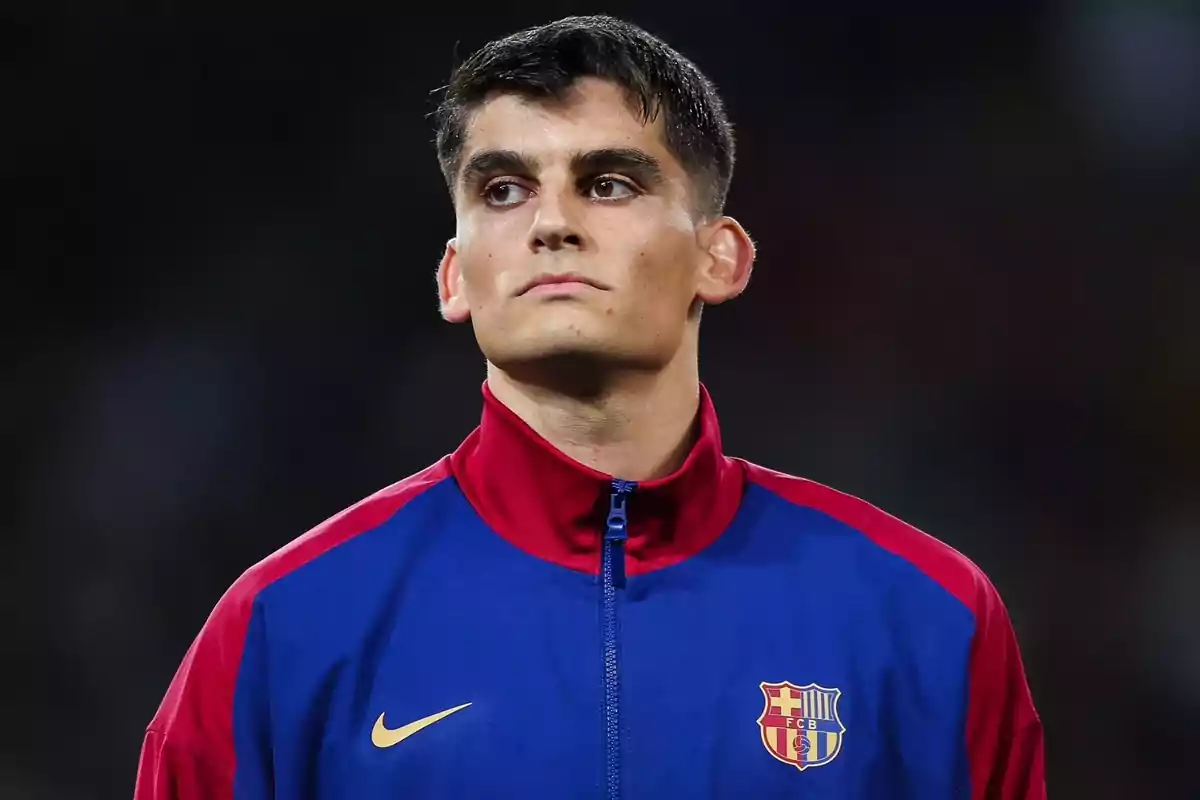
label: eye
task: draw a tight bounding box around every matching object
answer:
[482,180,533,208]
[587,177,638,201]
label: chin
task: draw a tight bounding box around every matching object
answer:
[479,314,675,374]
[487,333,673,381]
[497,334,619,365]
[508,312,615,353]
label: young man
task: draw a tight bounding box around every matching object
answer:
[136,15,1044,799]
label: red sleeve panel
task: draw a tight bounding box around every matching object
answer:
[133,458,452,799]
[744,463,1046,799]
[963,573,1046,799]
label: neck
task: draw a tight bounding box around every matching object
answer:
[485,354,700,481]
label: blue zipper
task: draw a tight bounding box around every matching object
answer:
[602,478,635,800]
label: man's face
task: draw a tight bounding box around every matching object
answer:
[438,78,711,373]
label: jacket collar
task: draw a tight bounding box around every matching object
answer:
[449,382,745,577]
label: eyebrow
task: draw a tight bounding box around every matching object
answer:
[570,148,664,186]
[460,149,539,191]
[458,147,665,191]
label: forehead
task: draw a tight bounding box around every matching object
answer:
[460,78,677,171]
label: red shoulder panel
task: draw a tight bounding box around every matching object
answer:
[135,458,452,799]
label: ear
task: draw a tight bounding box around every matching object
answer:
[437,238,471,323]
[695,216,755,305]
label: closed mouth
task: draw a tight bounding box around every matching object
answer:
[517,273,608,296]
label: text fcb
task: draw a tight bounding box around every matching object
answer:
[757,681,846,771]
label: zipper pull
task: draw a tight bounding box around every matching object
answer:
[604,479,636,588]
[606,479,636,542]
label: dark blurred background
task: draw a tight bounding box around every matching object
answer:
[7,3,1198,798]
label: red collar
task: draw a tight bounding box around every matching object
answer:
[449,383,745,577]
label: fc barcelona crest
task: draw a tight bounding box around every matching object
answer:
[757,681,846,771]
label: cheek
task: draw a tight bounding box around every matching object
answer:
[454,249,504,313]
[626,235,698,313]
[458,215,530,306]
[612,203,696,279]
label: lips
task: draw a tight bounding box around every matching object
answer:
[517,272,609,296]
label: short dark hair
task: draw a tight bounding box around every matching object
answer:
[432,15,735,217]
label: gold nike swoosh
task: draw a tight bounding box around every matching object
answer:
[371,703,472,748]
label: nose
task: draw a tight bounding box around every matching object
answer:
[528,190,585,253]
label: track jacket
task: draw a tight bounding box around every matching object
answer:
[135,383,1045,798]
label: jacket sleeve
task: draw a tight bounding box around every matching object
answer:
[134,579,272,799]
[134,727,233,799]
[965,576,1046,799]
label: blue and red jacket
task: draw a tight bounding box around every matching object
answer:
[136,384,1045,798]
